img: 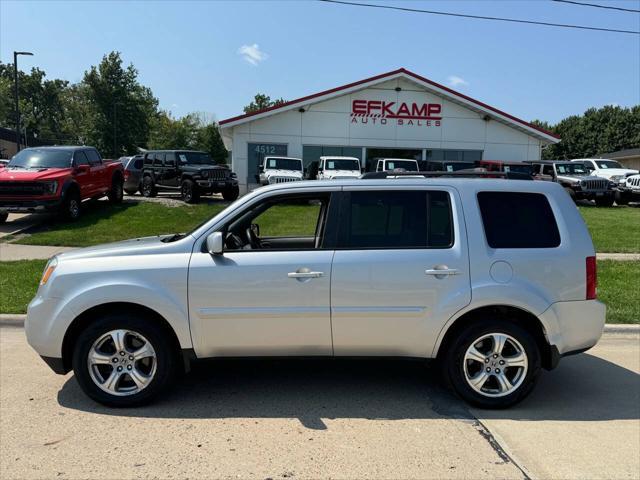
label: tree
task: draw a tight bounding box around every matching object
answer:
[532,105,640,160]
[82,51,158,156]
[243,93,287,114]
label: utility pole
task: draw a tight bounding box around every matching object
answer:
[13,51,34,153]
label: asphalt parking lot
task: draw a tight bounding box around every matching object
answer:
[1,327,638,480]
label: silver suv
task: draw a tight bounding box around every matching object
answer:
[26,178,605,408]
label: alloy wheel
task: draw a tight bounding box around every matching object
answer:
[463,332,528,398]
[87,329,157,396]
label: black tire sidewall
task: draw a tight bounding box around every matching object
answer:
[62,191,81,221]
[0,211,7,223]
[445,321,541,409]
[142,177,156,197]
[222,186,239,201]
[109,178,124,203]
[181,179,198,203]
[71,314,177,407]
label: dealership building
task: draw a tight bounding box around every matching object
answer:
[219,68,560,193]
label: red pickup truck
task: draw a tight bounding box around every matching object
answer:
[0,146,124,223]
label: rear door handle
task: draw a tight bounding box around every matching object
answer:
[288,271,324,279]
[425,268,460,276]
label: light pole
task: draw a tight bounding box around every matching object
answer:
[13,51,34,152]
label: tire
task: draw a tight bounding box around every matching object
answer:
[181,179,199,203]
[615,191,631,206]
[595,195,615,207]
[141,176,156,197]
[222,185,240,202]
[564,187,576,203]
[443,320,541,409]
[71,313,178,407]
[0,211,7,224]
[61,190,81,221]
[108,177,124,204]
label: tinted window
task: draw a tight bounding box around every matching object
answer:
[165,152,176,166]
[85,149,101,165]
[340,191,453,249]
[477,192,560,248]
[133,159,143,169]
[153,153,164,166]
[542,165,554,176]
[74,151,90,166]
[144,153,154,166]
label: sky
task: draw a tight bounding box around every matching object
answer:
[1,0,639,124]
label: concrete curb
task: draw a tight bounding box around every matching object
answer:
[1,314,638,332]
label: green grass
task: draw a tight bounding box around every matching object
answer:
[597,260,640,324]
[0,259,46,314]
[1,259,637,324]
[15,202,224,247]
[578,206,640,253]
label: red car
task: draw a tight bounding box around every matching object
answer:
[0,146,124,223]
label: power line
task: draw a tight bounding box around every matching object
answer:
[318,0,640,35]
[552,0,640,14]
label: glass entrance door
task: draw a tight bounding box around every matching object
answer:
[364,148,422,172]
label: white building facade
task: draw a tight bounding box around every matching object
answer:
[219,68,560,193]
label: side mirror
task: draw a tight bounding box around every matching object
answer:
[206,232,224,255]
[75,164,90,173]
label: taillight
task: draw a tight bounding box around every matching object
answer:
[124,171,130,180]
[586,256,597,300]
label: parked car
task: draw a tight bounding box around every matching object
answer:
[119,155,144,195]
[316,156,362,180]
[141,150,239,203]
[477,160,533,177]
[623,174,640,202]
[572,159,639,205]
[375,158,419,172]
[0,159,9,168]
[258,156,304,185]
[26,177,605,409]
[529,160,615,206]
[423,160,475,172]
[0,146,124,223]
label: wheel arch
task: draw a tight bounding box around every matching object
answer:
[60,302,184,373]
[61,179,80,199]
[434,304,556,370]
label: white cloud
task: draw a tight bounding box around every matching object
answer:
[238,43,268,66]
[447,75,469,88]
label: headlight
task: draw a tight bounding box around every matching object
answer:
[201,170,209,178]
[230,172,237,179]
[42,181,58,194]
[40,256,58,286]
[610,175,622,183]
[580,180,587,187]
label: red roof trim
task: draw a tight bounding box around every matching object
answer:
[219,68,560,140]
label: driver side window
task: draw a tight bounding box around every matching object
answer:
[223,193,334,251]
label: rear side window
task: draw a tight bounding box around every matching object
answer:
[153,153,164,166]
[477,192,560,248]
[133,159,143,169]
[85,149,101,165]
[144,153,154,166]
[339,190,453,249]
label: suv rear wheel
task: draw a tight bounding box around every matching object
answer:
[615,191,631,206]
[72,314,178,407]
[222,185,240,202]
[443,320,541,408]
[141,176,157,197]
[181,179,199,203]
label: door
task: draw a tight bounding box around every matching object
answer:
[72,151,93,197]
[163,152,179,187]
[153,153,166,186]
[330,188,471,357]
[85,149,109,194]
[188,190,338,357]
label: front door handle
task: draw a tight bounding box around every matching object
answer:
[288,271,324,279]
[425,267,460,276]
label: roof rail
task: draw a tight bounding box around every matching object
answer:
[360,170,533,180]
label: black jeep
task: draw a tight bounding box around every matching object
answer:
[141,150,239,203]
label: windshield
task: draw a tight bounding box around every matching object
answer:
[595,160,622,169]
[265,158,302,171]
[386,160,418,171]
[325,159,360,170]
[556,163,588,175]
[177,152,215,165]
[8,149,73,169]
[503,164,533,174]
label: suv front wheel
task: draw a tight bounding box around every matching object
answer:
[181,179,199,203]
[72,314,177,407]
[141,176,157,197]
[222,185,240,202]
[443,321,541,408]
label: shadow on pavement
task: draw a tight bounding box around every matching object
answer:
[57,354,639,427]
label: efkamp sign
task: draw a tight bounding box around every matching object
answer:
[351,99,442,127]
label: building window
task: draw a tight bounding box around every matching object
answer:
[302,145,363,168]
[426,149,483,163]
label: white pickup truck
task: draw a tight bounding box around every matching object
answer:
[572,159,638,205]
[258,156,304,185]
[317,156,362,180]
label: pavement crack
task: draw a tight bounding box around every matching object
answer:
[473,419,532,480]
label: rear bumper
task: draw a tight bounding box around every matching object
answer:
[0,197,63,213]
[540,300,606,357]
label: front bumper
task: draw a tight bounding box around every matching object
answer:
[196,179,238,190]
[0,197,63,213]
